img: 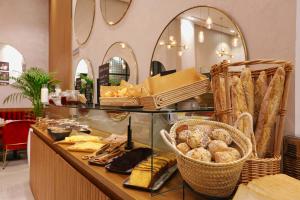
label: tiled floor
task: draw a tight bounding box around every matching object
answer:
[0,160,34,200]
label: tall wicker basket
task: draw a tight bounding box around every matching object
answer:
[210,59,293,183]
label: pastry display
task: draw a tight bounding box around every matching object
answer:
[106,148,153,173]
[210,129,233,145]
[255,67,286,158]
[128,154,176,188]
[186,129,210,148]
[67,142,105,153]
[186,147,212,162]
[176,143,190,154]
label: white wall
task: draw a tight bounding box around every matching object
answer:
[73,0,296,135]
[0,0,49,108]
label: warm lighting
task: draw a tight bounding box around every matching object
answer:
[150,71,153,76]
[108,21,114,25]
[171,40,177,45]
[232,37,239,47]
[178,51,183,56]
[159,40,165,45]
[120,43,126,48]
[167,44,171,49]
[198,31,204,43]
[206,17,213,29]
[169,35,175,41]
[230,29,235,33]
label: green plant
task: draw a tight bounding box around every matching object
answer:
[3,68,59,117]
[79,74,93,94]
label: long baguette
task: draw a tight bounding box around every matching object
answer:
[254,71,268,127]
[255,67,285,158]
[241,68,254,117]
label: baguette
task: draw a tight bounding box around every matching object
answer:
[231,76,250,137]
[241,68,254,118]
[219,77,228,123]
[254,71,268,127]
[255,67,285,158]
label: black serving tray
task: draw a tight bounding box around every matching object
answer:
[123,165,178,192]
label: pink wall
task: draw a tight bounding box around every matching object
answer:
[73,0,296,135]
[0,0,49,108]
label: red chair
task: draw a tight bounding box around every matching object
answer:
[2,120,35,169]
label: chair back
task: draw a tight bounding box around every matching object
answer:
[2,120,35,150]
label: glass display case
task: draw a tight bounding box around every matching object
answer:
[45,104,214,199]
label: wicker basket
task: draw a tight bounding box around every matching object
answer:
[99,97,140,106]
[210,59,293,157]
[140,79,210,109]
[160,119,252,197]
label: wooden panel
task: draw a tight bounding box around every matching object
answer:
[49,0,72,90]
[30,133,56,200]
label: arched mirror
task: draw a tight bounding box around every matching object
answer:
[151,6,247,75]
[150,60,166,76]
[100,0,132,25]
[74,0,95,45]
[74,58,94,104]
[102,42,138,85]
[0,43,25,86]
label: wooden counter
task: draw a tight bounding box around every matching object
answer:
[30,125,205,200]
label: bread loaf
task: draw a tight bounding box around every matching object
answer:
[241,68,254,117]
[255,67,285,158]
[254,71,268,127]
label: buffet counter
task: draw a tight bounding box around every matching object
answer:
[29,125,201,200]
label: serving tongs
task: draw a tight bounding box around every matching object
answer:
[81,143,110,160]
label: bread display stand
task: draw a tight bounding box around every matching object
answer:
[100,97,140,107]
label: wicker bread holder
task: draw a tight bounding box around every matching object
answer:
[210,59,293,183]
[160,119,252,198]
[99,97,140,106]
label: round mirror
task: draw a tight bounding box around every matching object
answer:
[74,0,95,45]
[100,0,132,25]
[0,43,25,86]
[74,58,94,104]
[151,6,247,74]
[102,42,138,85]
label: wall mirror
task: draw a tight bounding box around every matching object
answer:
[74,58,94,104]
[151,6,247,76]
[102,42,138,85]
[0,43,25,86]
[100,0,132,25]
[74,0,95,45]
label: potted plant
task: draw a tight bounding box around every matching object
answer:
[3,68,59,117]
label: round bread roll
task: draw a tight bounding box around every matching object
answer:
[186,147,212,162]
[176,143,191,154]
[177,130,191,143]
[226,147,241,160]
[214,151,235,163]
[190,125,213,136]
[186,129,210,148]
[210,129,233,145]
[208,140,228,155]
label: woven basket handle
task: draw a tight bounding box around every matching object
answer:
[160,129,180,153]
[223,59,292,68]
[234,112,258,158]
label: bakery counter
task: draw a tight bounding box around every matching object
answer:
[29,125,205,200]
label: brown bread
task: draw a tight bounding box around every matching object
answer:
[254,71,268,127]
[255,67,285,158]
[241,68,254,117]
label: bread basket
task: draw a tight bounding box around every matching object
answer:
[160,119,252,197]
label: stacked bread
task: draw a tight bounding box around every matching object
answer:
[175,124,241,163]
[216,67,286,158]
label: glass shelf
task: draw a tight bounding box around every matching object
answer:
[46,104,214,113]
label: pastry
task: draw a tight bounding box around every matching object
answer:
[215,151,238,163]
[210,129,233,145]
[177,129,190,143]
[186,129,210,148]
[255,67,285,158]
[64,135,102,143]
[176,143,191,154]
[241,68,254,117]
[226,147,242,160]
[67,142,105,153]
[208,140,228,155]
[186,147,212,162]
[254,71,268,127]
[190,125,214,136]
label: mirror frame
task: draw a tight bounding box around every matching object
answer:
[102,41,139,84]
[100,0,132,26]
[74,0,96,45]
[149,6,248,76]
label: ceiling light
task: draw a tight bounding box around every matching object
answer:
[108,21,114,25]
[230,29,235,33]
[198,31,204,43]
[120,43,126,48]
[171,40,177,45]
[232,37,239,47]
[169,35,175,41]
[159,40,165,45]
[167,44,171,49]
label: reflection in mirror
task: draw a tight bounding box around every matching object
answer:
[102,42,137,85]
[74,0,95,45]
[100,0,131,25]
[0,43,25,86]
[150,61,166,76]
[74,58,94,104]
[152,6,247,74]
